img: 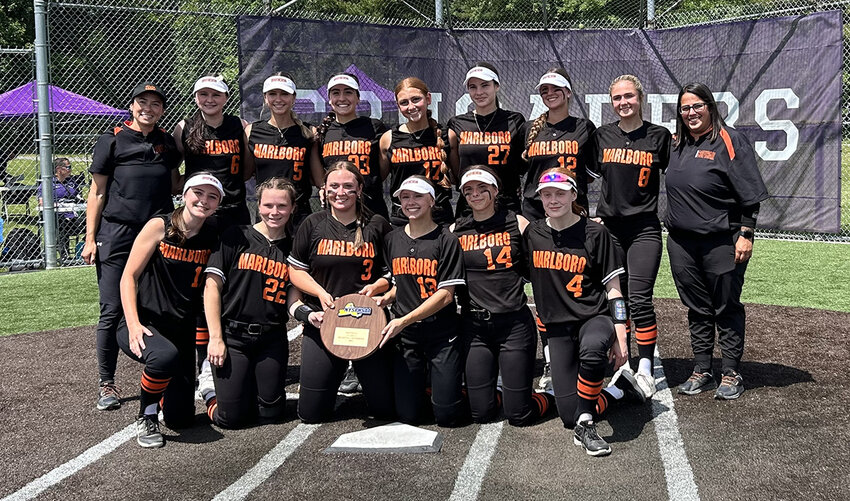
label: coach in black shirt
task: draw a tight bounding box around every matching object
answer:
[664,82,768,401]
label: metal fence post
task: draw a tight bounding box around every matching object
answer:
[647,0,656,28]
[34,0,57,269]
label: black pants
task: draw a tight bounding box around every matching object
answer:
[546,316,614,428]
[667,230,748,373]
[604,214,662,360]
[394,318,466,427]
[95,219,143,383]
[210,322,289,428]
[116,317,196,428]
[465,307,540,426]
[298,325,395,423]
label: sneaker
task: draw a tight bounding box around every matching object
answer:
[197,363,216,403]
[714,370,745,400]
[634,371,657,400]
[677,369,716,395]
[135,415,164,448]
[338,366,361,394]
[609,365,645,403]
[96,381,121,411]
[573,420,611,457]
[538,363,552,392]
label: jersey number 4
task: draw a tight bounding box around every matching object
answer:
[262,278,287,304]
[566,275,583,298]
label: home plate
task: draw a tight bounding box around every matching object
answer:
[324,422,443,454]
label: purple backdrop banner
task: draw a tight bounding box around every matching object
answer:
[237,11,843,233]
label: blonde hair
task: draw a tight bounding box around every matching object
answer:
[609,74,645,118]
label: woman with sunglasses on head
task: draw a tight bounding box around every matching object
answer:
[526,167,637,457]
[376,176,466,427]
[116,173,222,448]
[201,177,304,428]
[84,82,181,413]
[447,63,527,217]
[451,165,555,426]
[665,83,768,401]
[314,73,390,219]
[286,161,396,423]
[588,75,672,402]
[379,77,454,227]
[245,73,320,230]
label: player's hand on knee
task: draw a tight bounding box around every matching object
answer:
[207,338,227,367]
[129,324,153,357]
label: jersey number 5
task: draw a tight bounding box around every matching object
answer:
[262,278,287,304]
[293,161,303,181]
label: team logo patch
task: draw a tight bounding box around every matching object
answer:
[338,302,373,318]
[695,150,716,160]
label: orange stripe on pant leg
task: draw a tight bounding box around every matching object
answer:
[141,373,171,393]
[531,392,550,416]
[535,316,547,333]
[196,327,210,345]
[635,325,658,346]
[577,376,603,401]
[596,391,609,415]
[206,396,217,422]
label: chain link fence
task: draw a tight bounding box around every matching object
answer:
[0,0,846,271]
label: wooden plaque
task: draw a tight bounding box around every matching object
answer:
[319,293,387,360]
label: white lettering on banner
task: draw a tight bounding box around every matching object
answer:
[359,90,383,119]
[713,92,739,127]
[754,88,799,161]
[584,94,611,128]
[648,94,679,133]
[529,94,546,120]
[455,94,473,116]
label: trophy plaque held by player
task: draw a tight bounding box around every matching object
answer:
[320,293,388,360]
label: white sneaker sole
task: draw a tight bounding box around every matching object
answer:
[573,436,612,457]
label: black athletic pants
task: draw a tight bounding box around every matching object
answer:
[667,230,748,374]
[603,214,662,360]
[546,316,615,428]
[298,325,395,423]
[210,322,289,428]
[394,317,466,427]
[95,219,143,384]
[116,316,196,428]
[465,307,540,426]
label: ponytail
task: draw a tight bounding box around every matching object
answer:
[315,111,336,144]
[184,109,207,155]
[290,110,314,141]
[522,111,548,161]
[166,206,190,244]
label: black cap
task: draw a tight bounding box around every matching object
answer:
[130,82,167,107]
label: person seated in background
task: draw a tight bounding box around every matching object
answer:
[37,157,85,260]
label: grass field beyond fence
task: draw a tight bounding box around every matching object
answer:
[1,237,847,337]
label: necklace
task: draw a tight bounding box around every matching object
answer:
[405,124,428,141]
[474,109,497,133]
[269,119,294,138]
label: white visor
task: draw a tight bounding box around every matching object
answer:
[535,72,572,91]
[263,75,296,94]
[327,74,360,91]
[392,177,436,199]
[463,66,500,87]
[184,173,225,199]
[460,169,499,189]
[193,76,228,95]
[536,173,577,193]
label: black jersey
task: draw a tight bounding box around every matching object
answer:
[453,209,527,313]
[525,217,623,324]
[137,216,218,322]
[90,121,179,225]
[387,125,453,224]
[288,210,392,312]
[206,225,292,327]
[182,114,246,210]
[523,116,596,209]
[320,116,388,199]
[248,120,313,213]
[665,127,768,234]
[589,121,671,218]
[448,109,527,204]
[384,225,465,322]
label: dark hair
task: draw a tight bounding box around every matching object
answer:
[324,161,373,251]
[460,164,502,212]
[468,62,501,109]
[316,73,362,144]
[185,75,228,155]
[673,82,725,149]
[393,77,447,164]
[53,157,70,170]
[256,176,298,236]
[537,167,586,217]
[523,67,573,161]
[263,72,313,141]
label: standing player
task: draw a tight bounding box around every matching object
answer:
[377,176,466,427]
[379,77,453,227]
[315,73,389,218]
[83,83,181,411]
[665,83,768,400]
[589,75,671,400]
[447,63,526,216]
[245,73,320,229]
[287,161,396,423]
[526,167,636,456]
[452,166,555,425]
[116,173,222,447]
[201,177,300,428]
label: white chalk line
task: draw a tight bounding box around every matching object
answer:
[3,325,305,500]
[448,421,504,501]
[211,423,320,501]
[651,346,700,501]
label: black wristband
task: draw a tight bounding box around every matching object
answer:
[608,297,627,324]
[294,304,314,323]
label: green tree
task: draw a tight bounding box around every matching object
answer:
[0,0,34,48]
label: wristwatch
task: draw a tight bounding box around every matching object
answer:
[739,228,754,240]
